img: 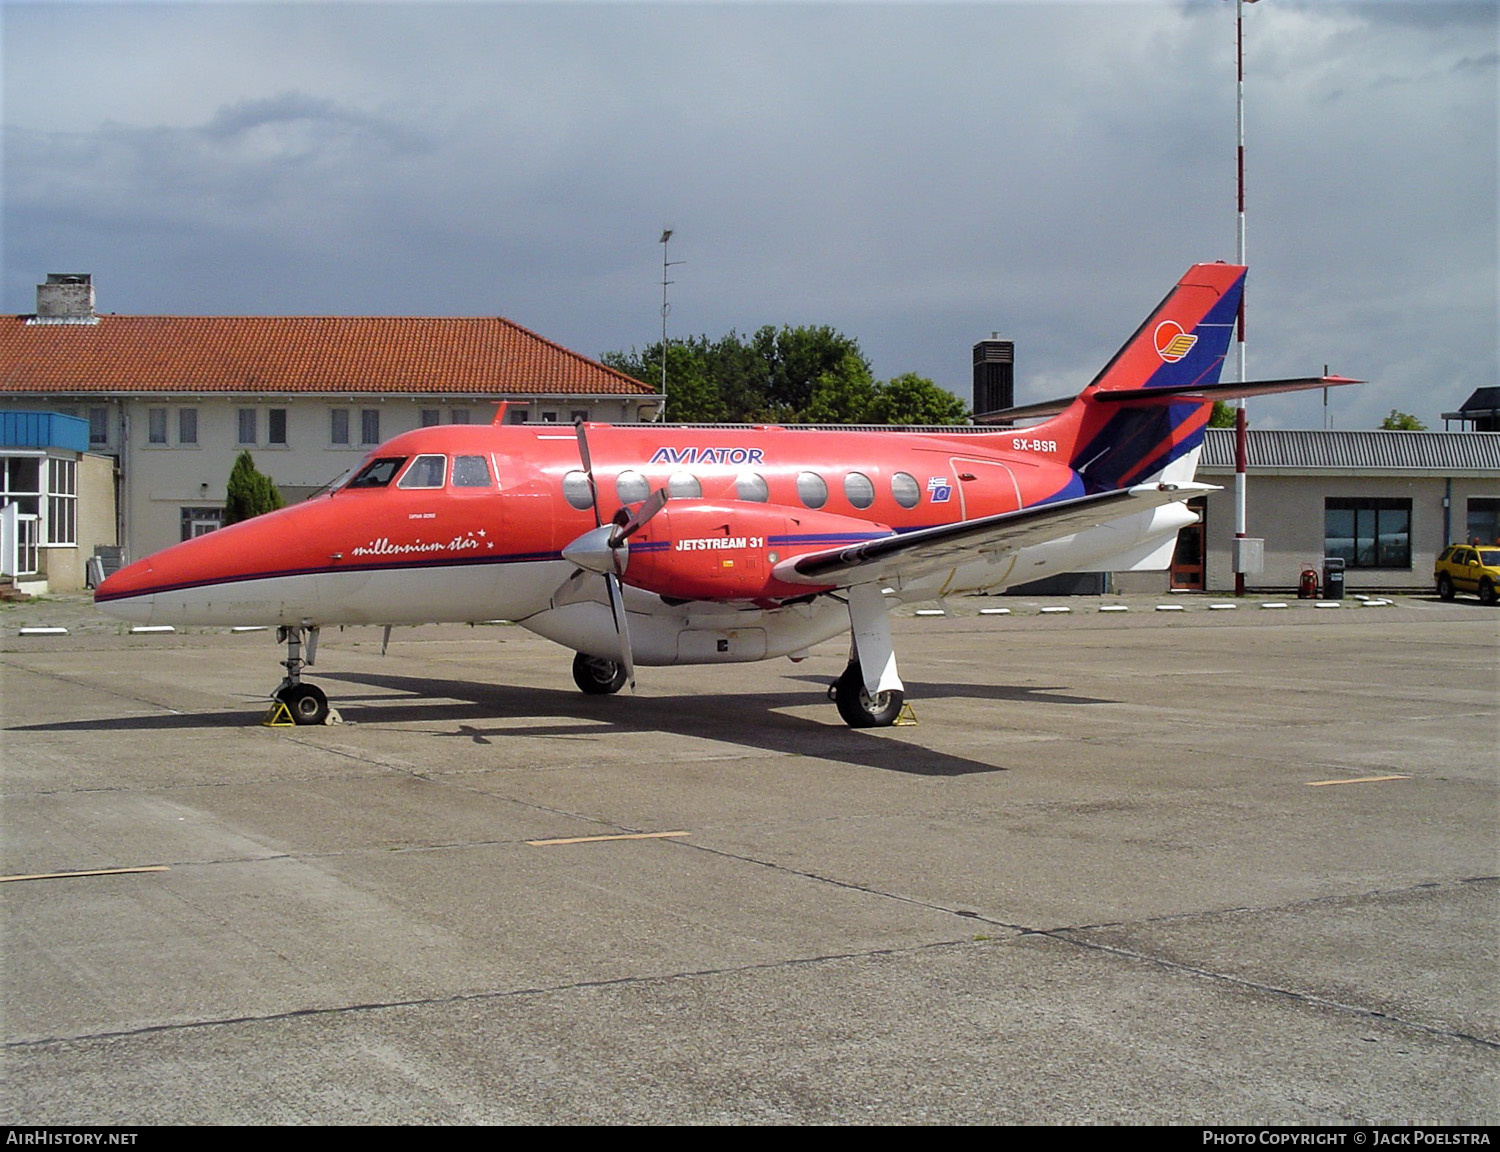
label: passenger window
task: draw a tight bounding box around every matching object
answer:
[563,470,595,510]
[347,457,406,488]
[844,472,875,509]
[398,454,447,489]
[451,455,492,488]
[736,472,769,503]
[891,471,921,509]
[616,471,650,504]
[797,471,828,509]
[668,472,702,499]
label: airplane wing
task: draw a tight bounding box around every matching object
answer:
[770,482,1214,589]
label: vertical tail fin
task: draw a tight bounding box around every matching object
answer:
[1087,263,1245,397]
[1065,263,1245,490]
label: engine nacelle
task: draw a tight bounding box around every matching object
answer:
[624,500,891,602]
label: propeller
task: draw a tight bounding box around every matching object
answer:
[561,422,669,689]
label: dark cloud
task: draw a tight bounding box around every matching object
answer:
[3,1,1493,429]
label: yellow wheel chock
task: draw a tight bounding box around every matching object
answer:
[261,700,296,727]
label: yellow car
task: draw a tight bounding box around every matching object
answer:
[1435,544,1500,605]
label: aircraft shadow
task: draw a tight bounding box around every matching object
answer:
[320,670,1007,777]
[4,670,1115,778]
[785,675,1116,708]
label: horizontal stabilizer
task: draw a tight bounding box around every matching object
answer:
[772,482,1216,589]
[977,374,1361,424]
[1094,375,1363,405]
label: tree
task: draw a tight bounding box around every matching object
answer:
[602,325,966,425]
[865,372,970,426]
[1209,400,1238,428]
[802,352,878,424]
[1380,409,1427,431]
[223,451,285,526]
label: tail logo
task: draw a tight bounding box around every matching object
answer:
[1153,320,1198,363]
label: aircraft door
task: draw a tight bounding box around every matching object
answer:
[948,458,1022,520]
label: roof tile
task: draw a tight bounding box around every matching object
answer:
[0,315,655,397]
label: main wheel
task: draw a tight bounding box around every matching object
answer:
[572,653,627,695]
[1437,574,1455,601]
[1480,578,1498,606]
[833,661,904,728]
[279,683,329,726]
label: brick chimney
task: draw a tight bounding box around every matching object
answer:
[34,274,97,323]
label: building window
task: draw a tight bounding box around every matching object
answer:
[268,408,287,446]
[541,411,558,423]
[147,408,168,445]
[1467,498,1500,547]
[178,408,198,445]
[570,410,588,424]
[451,408,471,425]
[1325,498,1411,569]
[180,507,223,540]
[0,456,41,515]
[237,408,257,445]
[330,408,350,445]
[360,409,381,445]
[421,409,441,427]
[46,458,77,545]
[508,410,530,424]
[88,407,108,447]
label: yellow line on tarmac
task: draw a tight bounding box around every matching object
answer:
[1,865,170,883]
[528,831,690,847]
[1305,774,1411,787]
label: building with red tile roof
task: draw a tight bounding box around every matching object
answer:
[1,274,663,567]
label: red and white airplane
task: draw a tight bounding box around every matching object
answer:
[95,263,1356,727]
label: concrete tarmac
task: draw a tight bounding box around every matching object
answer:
[2,593,1496,1124]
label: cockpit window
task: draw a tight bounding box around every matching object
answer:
[398,454,447,489]
[347,457,406,488]
[451,455,492,488]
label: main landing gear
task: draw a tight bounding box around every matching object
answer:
[832,659,906,728]
[572,652,628,695]
[273,625,330,725]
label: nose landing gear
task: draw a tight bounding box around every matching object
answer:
[572,652,628,695]
[272,625,331,725]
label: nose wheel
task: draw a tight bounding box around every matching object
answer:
[572,652,628,695]
[273,625,332,725]
[277,682,330,725]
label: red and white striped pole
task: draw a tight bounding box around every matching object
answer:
[1233,0,1256,596]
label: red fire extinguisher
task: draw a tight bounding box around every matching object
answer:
[1298,566,1318,599]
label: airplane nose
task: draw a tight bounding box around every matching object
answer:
[95,501,332,627]
[94,554,160,623]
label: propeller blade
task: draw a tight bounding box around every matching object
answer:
[604,572,635,690]
[576,419,638,690]
[610,486,669,547]
[574,420,602,528]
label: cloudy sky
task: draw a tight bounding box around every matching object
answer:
[4,0,1495,428]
